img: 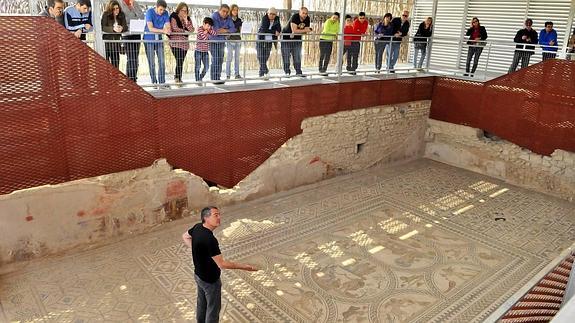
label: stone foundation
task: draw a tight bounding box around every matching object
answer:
[0,101,431,266]
[425,119,575,202]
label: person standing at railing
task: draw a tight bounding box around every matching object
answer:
[225,4,243,80]
[318,12,340,76]
[342,14,356,73]
[539,21,558,61]
[210,4,234,84]
[143,0,170,88]
[118,0,144,82]
[374,13,393,73]
[39,0,65,26]
[413,17,432,70]
[345,12,368,75]
[195,17,216,83]
[464,17,487,77]
[256,7,281,79]
[63,0,92,41]
[568,28,575,61]
[281,7,312,78]
[508,19,538,73]
[168,2,194,86]
[389,10,410,73]
[101,0,127,69]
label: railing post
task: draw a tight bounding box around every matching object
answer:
[28,0,39,15]
[92,0,106,57]
[335,0,347,81]
[424,36,432,72]
[483,42,492,81]
[243,38,247,85]
[425,0,439,72]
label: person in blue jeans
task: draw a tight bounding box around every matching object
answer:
[182,207,257,323]
[210,4,234,84]
[413,17,433,69]
[389,10,410,72]
[143,0,170,88]
[374,13,393,72]
[539,21,558,60]
[226,4,243,79]
[195,17,216,82]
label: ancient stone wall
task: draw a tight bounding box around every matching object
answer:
[0,101,430,266]
[425,119,575,202]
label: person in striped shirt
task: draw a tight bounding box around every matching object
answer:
[195,17,216,82]
[169,2,194,85]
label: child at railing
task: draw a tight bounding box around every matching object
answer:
[342,15,356,74]
[195,17,216,83]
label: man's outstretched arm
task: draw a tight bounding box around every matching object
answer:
[212,254,257,271]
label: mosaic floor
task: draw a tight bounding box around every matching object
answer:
[1,159,574,322]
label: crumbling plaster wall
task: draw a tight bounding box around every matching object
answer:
[0,101,431,266]
[425,119,575,202]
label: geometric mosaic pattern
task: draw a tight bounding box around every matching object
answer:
[1,159,574,322]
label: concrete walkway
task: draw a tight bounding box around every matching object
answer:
[1,159,574,322]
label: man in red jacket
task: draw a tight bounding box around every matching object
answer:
[345,12,368,74]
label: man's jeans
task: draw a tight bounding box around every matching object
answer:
[144,41,166,84]
[226,41,241,77]
[195,275,222,323]
[256,42,273,76]
[281,41,303,75]
[210,42,225,80]
[509,50,533,73]
[389,41,401,70]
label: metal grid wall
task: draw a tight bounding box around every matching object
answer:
[430,59,575,156]
[157,78,434,188]
[0,17,433,194]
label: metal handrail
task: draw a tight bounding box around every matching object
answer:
[91,31,572,90]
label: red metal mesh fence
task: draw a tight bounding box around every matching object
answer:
[0,17,433,194]
[430,59,575,155]
[3,16,574,195]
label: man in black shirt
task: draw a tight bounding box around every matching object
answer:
[281,7,312,77]
[509,19,538,73]
[183,206,257,322]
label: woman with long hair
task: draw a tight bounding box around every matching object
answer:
[101,0,127,68]
[464,17,488,77]
[413,17,433,69]
[169,2,194,85]
[226,4,243,79]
